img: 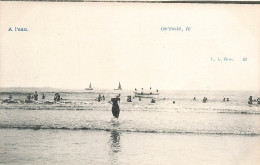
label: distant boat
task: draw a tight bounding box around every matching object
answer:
[114,82,122,90]
[85,83,93,90]
[134,87,159,98]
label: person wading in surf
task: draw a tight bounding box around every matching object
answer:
[109,94,121,118]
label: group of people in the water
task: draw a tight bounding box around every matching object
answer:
[223,98,230,102]
[203,97,208,103]
[96,94,105,102]
[26,91,39,102]
[248,96,260,105]
[105,94,260,106]
[2,91,260,120]
[3,92,63,103]
[193,97,209,102]
[193,96,232,103]
[194,96,259,105]
[25,92,62,102]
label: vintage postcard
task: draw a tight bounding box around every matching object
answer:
[0,1,259,164]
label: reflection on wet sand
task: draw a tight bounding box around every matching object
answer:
[110,130,121,153]
[109,130,121,164]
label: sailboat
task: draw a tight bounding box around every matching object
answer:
[85,83,93,90]
[114,82,122,90]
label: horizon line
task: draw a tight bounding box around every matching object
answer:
[0,86,259,91]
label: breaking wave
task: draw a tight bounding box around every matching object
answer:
[0,124,259,136]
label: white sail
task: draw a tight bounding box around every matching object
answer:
[85,82,93,90]
[114,82,122,90]
[118,82,122,90]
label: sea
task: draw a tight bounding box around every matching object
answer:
[0,88,259,165]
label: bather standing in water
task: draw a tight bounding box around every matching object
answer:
[27,94,31,100]
[34,91,38,101]
[109,95,121,118]
[97,94,102,102]
[248,96,253,104]
[54,93,61,102]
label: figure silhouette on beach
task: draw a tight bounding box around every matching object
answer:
[109,95,121,118]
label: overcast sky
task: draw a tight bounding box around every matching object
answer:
[0,2,259,90]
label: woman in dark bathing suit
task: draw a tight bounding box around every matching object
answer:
[110,96,120,118]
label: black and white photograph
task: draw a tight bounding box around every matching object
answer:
[0,1,260,164]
